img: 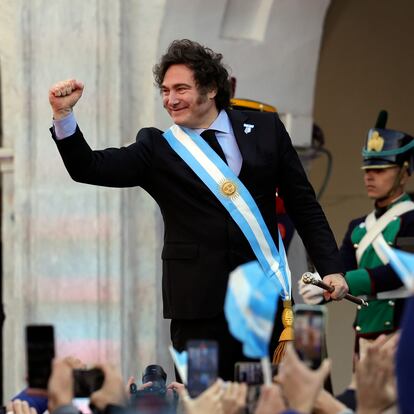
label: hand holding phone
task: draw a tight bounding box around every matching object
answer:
[89,364,126,412]
[234,362,278,414]
[48,359,74,413]
[293,305,327,370]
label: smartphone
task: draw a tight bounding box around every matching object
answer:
[234,362,278,385]
[186,340,218,398]
[73,368,105,397]
[293,304,327,369]
[26,325,55,389]
[234,362,278,414]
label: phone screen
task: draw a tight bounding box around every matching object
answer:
[234,362,278,414]
[186,340,218,398]
[234,362,278,384]
[73,368,105,397]
[293,305,326,369]
[26,325,55,389]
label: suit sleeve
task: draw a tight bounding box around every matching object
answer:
[339,219,360,272]
[51,125,154,188]
[275,115,345,276]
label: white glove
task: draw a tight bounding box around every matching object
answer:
[298,272,324,305]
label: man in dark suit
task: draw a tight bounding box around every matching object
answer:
[48,39,347,380]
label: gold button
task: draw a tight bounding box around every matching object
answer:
[220,180,237,197]
[353,243,359,248]
[385,321,391,326]
[357,305,361,310]
[356,326,361,331]
[388,300,395,306]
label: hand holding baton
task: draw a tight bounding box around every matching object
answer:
[301,272,368,307]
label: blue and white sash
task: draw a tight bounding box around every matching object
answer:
[163,124,291,299]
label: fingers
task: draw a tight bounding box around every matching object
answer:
[380,332,400,354]
[322,274,349,300]
[62,355,85,369]
[167,381,185,392]
[222,381,247,405]
[47,358,74,411]
[11,400,24,414]
[261,384,283,401]
[177,386,192,404]
[329,284,347,300]
[9,400,36,414]
[255,384,286,413]
[234,382,247,407]
[50,79,84,97]
[126,376,136,394]
[284,342,299,364]
[203,379,224,398]
[317,359,331,382]
[138,381,153,391]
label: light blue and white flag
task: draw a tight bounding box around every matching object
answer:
[225,261,281,359]
[168,346,188,385]
[380,244,414,292]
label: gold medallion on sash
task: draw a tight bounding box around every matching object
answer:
[220,179,237,197]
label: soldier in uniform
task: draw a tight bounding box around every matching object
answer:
[300,112,414,343]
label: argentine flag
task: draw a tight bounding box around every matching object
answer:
[381,245,414,292]
[169,346,188,385]
[225,261,281,359]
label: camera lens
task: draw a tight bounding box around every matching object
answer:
[142,364,167,385]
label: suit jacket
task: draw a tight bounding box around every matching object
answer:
[52,109,344,319]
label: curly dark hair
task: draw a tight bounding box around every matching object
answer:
[153,39,232,111]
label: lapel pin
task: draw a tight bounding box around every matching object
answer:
[243,123,254,134]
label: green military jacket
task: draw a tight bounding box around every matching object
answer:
[344,194,413,335]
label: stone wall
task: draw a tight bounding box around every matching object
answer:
[0,0,329,397]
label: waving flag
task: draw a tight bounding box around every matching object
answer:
[380,244,414,292]
[225,261,281,359]
[168,346,188,385]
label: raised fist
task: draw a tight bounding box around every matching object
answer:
[48,79,84,120]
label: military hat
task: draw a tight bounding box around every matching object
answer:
[362,111,414,172]
[230,98,277,113]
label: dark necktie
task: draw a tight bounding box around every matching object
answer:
[201,129,227,164]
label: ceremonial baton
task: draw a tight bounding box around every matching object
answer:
[301,272,368,307]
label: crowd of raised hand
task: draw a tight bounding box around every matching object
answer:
[6,325,408,414]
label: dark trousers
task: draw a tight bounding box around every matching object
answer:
[170,313,250,381]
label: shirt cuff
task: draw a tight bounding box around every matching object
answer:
[53,112,77,139]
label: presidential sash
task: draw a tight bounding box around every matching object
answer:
[163,124,291,299]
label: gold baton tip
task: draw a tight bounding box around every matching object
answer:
[301,272,314,284]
